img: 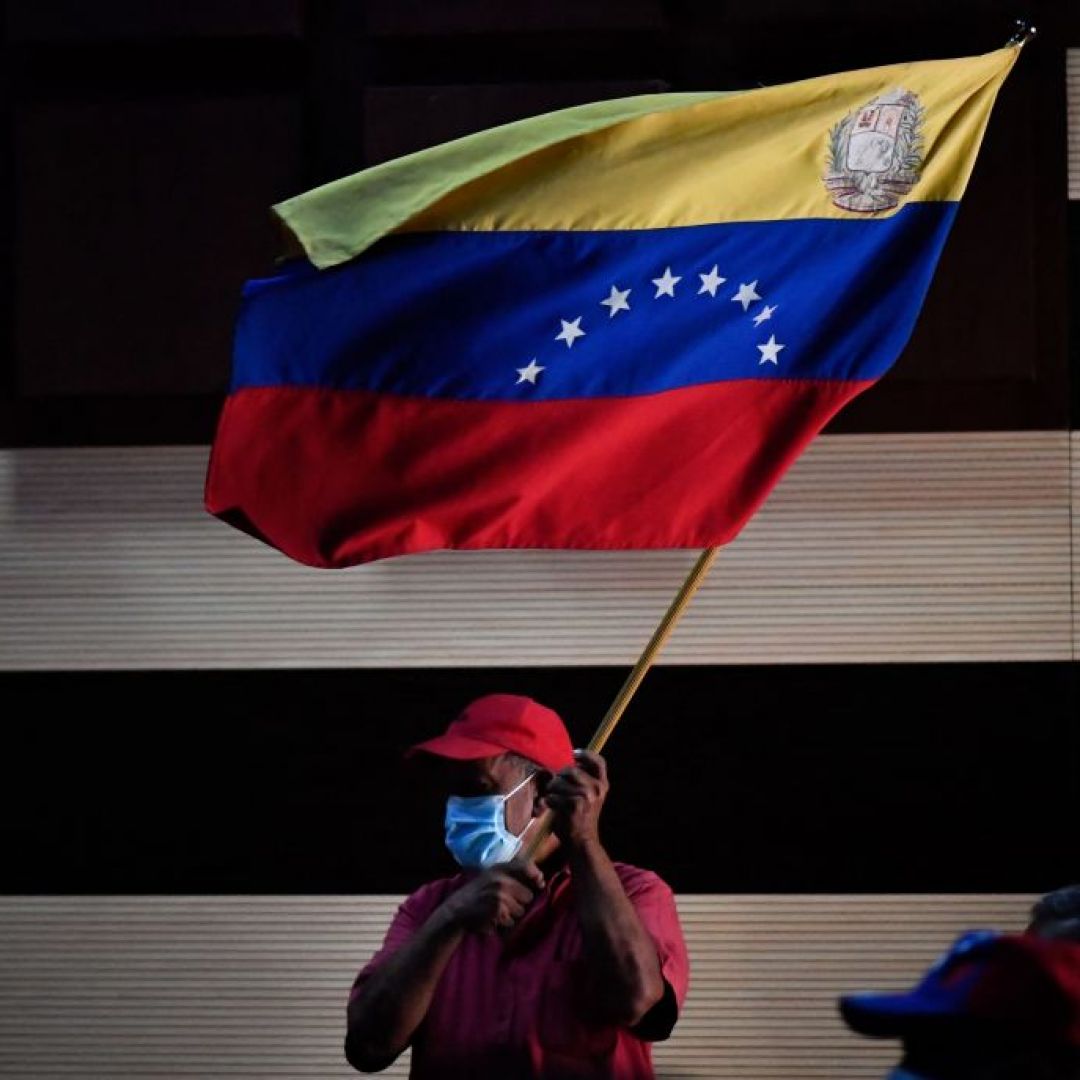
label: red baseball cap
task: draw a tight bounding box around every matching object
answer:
[405,694,575,772]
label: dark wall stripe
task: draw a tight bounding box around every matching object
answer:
[4,663,1076,895]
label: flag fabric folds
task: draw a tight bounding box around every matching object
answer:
[206,47,1018,568]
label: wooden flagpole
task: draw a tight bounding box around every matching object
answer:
[521,545,719,861]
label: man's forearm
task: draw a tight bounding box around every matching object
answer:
[346,905,464,1071]
[568,839,664,1026]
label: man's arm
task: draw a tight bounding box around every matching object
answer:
[345,901,464,1073]
[346,863,542,1072]
[544,750,666,1028]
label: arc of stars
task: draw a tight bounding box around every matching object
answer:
[515,264,787,385]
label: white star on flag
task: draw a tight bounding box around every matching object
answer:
[698,265,727,297]
[600,285,631,317]
[753,303,778,326]
[732,281,762,311]
[516,359,545,384]
[555,317,586,348]
[652,267,681,298]
[757,335,785,365]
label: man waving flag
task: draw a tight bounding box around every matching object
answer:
[206,44,1021,568]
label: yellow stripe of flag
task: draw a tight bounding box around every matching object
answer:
[277,46,1018,270]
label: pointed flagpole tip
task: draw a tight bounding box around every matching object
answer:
[1005,18,1037,47]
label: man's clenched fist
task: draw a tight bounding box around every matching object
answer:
[543,749,609,851]
[442,861,544,934]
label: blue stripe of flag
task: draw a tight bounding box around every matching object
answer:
[233,202,957,401]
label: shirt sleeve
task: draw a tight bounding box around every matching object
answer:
[620,869,690,1042]
[347,883,445,1007]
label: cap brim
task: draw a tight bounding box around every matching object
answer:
[840,992,959,1037]
[404,732,509,761]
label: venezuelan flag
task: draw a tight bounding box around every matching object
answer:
[206,46,1019,568]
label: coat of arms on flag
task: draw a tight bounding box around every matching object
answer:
[824,90,926,212]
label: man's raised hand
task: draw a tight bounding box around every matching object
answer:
[543,749,609,851]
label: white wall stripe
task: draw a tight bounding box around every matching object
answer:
[0,432,1074,669]
[0,894,1033,1078]
[1072,431,1079,659]
[1068,49,1080,199]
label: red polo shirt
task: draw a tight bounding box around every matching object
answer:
[349,861,689,1079]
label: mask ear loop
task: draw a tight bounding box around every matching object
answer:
[503,771,539,842]
[502,770,536,802]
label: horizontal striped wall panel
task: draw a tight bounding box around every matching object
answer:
[0,894,1032,1078]
[0,433,1073,668]
[1074,432,1080,657]
[1069,49,1079,199]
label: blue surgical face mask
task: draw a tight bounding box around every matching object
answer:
[444,771,536,869]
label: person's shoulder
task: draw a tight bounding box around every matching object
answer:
[610,861,675,899]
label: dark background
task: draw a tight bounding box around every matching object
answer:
[2,1,1077,896]
[4,663,1076,894]
[2,0,1077,443]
